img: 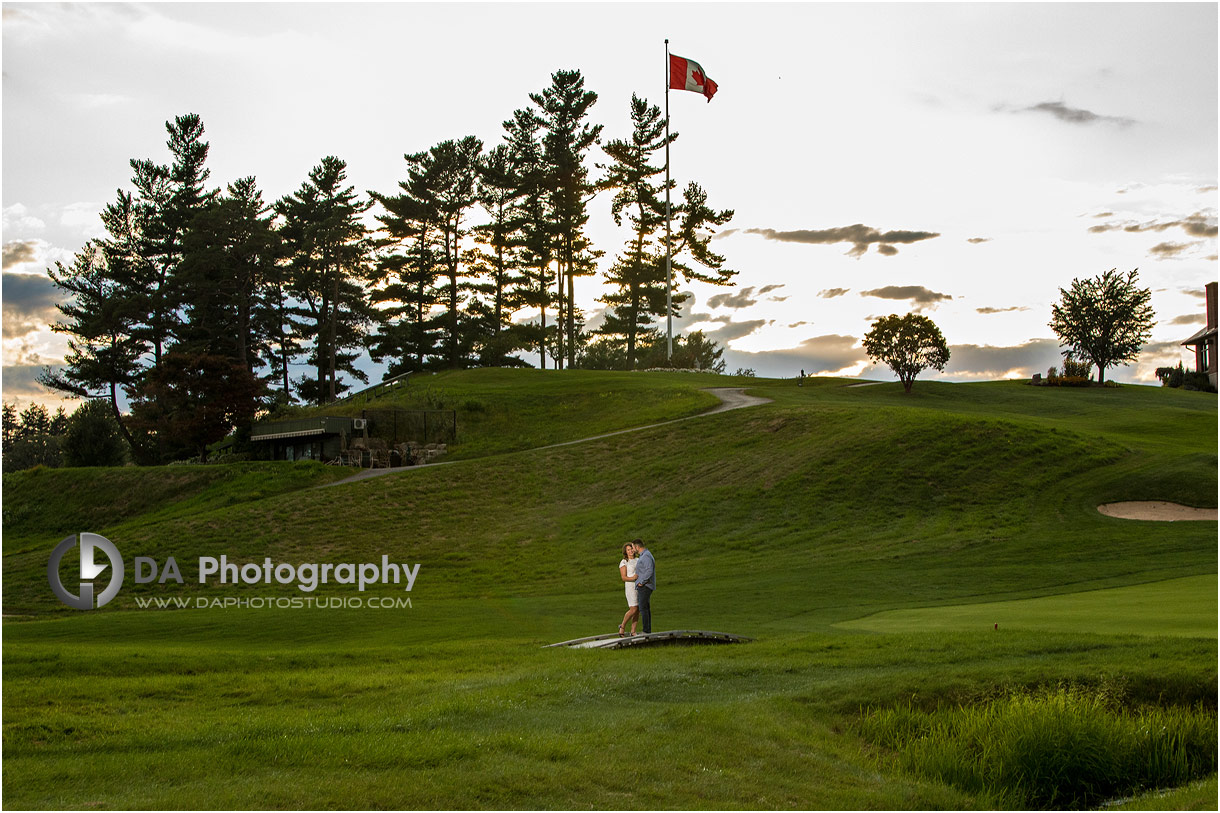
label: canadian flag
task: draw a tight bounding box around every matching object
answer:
[669,53,718,102]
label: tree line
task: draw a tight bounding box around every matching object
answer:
[40,69,736,463]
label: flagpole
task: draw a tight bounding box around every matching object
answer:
[664,38,673,361]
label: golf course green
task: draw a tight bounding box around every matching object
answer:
[3,371,1216,809]
[838,574,1218,638]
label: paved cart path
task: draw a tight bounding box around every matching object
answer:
[319,387,772,488]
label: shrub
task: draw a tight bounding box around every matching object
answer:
[1182,371,1216,393]
[1153,363,1215,393]
[1041,375,1093,388]
[1156,362,1185,388]
[1061,353,1093,379]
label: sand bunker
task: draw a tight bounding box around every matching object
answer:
[1097,501,1218,521]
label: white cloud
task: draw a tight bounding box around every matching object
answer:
[58,202,106,239]
[2,204,47,233]
[75,93,132,110]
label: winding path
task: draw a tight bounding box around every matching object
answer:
[319,387,772,488]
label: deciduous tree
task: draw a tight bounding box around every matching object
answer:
[863,313,950,393]
[1049,268,1154,384]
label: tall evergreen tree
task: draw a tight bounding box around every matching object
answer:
[369,148,446,374]
[598,96,735,367]
[599,95,675,368]
[426,136,483,368]
[668,181,736,287]
[502,108,556,368]
[264,247,306,403]
[276,156,375,403]
[176,176,278,372]
[529,69,603,368]
[39,241,143,449]
[468,143,528,366]
[134,113,217,372]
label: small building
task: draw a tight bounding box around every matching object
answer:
[1181,281,1218,388]
[249,415,354,462]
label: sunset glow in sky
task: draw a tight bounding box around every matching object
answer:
[3,2,1216,409]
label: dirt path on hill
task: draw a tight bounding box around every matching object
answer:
[319,387,772,488]
[1097,502,1218,521]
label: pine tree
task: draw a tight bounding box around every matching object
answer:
[39,241,142,449]
[427,136,483,368]
[176,176,279,373]
[468,144,528,366]
[134,114,218,372]
[503,108,556,368]
[264,250,307,403]
[669,181,736,286]
[370,149,445,374]
[276,156,375,403]
[598,95,675,368]
[1,402,17,446]
[529,69,603,368]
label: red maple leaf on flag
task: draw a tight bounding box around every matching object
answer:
[670,53,718,102]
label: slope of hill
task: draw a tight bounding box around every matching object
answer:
[276,367,735,459]
[3,371,1215,809]
[2,461,353,550]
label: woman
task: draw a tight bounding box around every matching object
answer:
[618,542,639,637]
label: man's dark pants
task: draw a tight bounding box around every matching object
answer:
[637,585,653,634]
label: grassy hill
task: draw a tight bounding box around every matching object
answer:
[277,367,733,459]
[3,371,1215,809]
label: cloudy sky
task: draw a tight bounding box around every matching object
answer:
[4,2,1217,409]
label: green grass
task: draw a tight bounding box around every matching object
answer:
[1111,776,1219,810]
[838,574,1218,638]
[2,370,1216,809]
[1,460,353,543]
[296,368,734,459]
[858,685,1217,809]
[3,610,1215,809]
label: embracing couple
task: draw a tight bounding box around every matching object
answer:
[617,539,655,637]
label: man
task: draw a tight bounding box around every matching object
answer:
[632,539,655,634]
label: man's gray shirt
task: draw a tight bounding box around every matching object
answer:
[635,549,656,590]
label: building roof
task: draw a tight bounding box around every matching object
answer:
[250,427,327,441]
[249,415,353,441]
[1181,325,1218,346]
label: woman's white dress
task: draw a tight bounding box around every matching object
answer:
[621,558,639,607]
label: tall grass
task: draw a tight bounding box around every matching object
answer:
[859,685,1217,809]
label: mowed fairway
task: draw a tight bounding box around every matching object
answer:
[838,574,1218,638]
[3,372,1216,809]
